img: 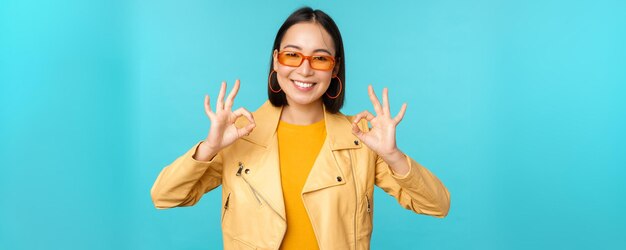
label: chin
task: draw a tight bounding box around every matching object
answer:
[285,93,324,106]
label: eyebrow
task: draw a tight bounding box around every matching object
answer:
[282,45,333,55]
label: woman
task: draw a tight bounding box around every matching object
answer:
[151,7,450,250]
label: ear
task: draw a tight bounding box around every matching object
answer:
[273,49,279,71]
[332,59,341,77]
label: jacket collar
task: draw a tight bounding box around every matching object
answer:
[239,100,362,150]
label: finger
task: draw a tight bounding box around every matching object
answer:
[233,107,255,137]
[216,81,227,111]
[352,110,375,124]
[204,95,214,118]
[351,123,365,139]
[352,110,374,140]
[367,85,384,116]
[232,107,255,125]
[382,87,390,116]
[237,123,256,137]
[224,79,240,111]
[393,103,408,124]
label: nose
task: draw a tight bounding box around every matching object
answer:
[296,58,314,76]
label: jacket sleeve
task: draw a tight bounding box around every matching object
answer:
[374,153,451,218]
[150,141,223,209]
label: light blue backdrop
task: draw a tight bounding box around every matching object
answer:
[1,0,625,249]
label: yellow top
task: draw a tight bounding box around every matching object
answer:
[277,118,326,250]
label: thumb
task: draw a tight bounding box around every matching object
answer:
[238,123,256,137]
[351,123,365,140]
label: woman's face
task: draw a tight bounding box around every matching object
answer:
[273,22,337,107]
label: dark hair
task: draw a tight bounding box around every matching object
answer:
[268,7,345,114]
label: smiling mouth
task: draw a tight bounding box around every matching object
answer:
[292,80,317,89]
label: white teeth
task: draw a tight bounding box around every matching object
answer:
[293,80,314,88]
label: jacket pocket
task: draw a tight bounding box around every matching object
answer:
[365,194,372,214]
[232,237,257,250]
[221,192,231,225]
[359,194,374,240]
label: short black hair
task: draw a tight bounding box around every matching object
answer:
[268,7,345,114]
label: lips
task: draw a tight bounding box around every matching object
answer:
[292,80,316,90]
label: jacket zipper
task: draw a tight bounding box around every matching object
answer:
[222,192,231,224]
[366,195,371,213]
[237,162,262,205]
[224,192,231,209]
[348,150,358,250]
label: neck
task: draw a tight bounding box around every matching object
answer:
[280,100,324,125]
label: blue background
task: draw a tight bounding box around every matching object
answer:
[1,0,625,249]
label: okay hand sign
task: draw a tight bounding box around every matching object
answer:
[202,79,256,154]
[351,85,407,159]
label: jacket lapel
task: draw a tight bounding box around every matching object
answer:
[302,105,362,193]
[234,101,363,219]
[238,101,281,148]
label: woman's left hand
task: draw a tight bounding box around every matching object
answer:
[351,85,407,160]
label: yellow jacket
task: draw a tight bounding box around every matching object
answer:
[151,100,450,250]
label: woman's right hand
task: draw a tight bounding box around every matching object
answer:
[195,79,255,161]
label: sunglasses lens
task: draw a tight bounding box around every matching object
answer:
[310,56,334,71]
[278,52,303,67]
